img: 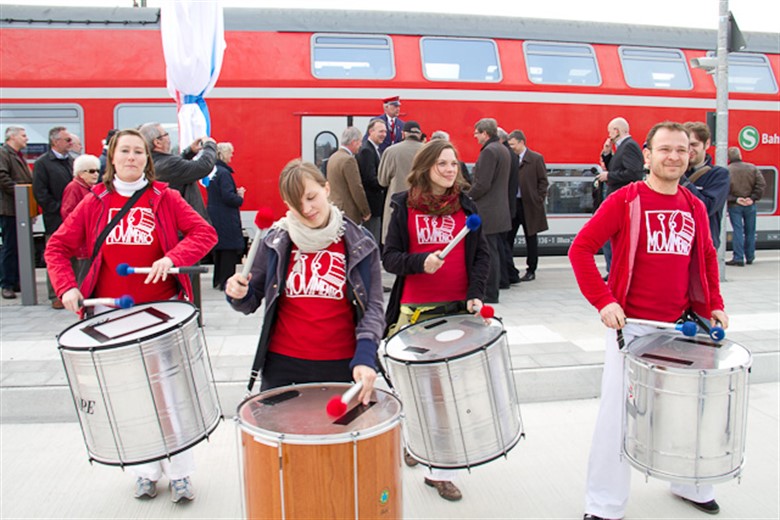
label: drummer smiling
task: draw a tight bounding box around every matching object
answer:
[569,121,728,520]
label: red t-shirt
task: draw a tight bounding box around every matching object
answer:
[624,183,694,322]
[269,239,356,360]
[401,208,468,304]
[94,192,178,303]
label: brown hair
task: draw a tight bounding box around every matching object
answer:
[645,121,689,150]
[278,159,327,214]
[683,121,711,144]
[103,129,156,191]
[406,139,466,193]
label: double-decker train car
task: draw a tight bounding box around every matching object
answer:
[1,5,778,253]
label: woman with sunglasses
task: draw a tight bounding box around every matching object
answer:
[59,154,101,283]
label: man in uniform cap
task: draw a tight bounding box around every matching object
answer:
[365,96,405,153]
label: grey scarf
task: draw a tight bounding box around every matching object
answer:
[273,203,346,253]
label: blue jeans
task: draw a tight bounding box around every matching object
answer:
[728,204,757,263]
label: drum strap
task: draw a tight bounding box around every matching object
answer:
[90,187,148,262]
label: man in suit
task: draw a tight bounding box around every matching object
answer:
[497,127,521,287]
[0,126,32,299]
[365,96,404,153]
[328,127,371,225]
[468,118,511,304]
[377,121,424,242]
[597,117,644,277]
[507,130,549,282]
[32,126,74,309]
[357,118,387,244]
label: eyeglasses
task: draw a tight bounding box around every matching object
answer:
[81,169,100,174]
[156,132,169,140]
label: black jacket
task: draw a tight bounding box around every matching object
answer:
[32,150,73,233]
[601,136,644,195]
[356,141,385,217]
[207,160,244,251]
[382,191,491,333]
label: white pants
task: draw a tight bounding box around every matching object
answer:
[427,468,458,482]
[584,325,714,519]
[129,449,195,482]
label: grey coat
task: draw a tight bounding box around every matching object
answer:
[152,142,217,221]
[468,137,511,235]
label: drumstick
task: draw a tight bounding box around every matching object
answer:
[326,381,364,418]
[437,214,481,260]
[686,313,727,342]
[116,263,208,276]
[625,318,697,337]
[80,295,135,309]
[241,207,275,278]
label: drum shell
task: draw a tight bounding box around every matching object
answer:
[59,302,221,466]
[623,333,751,484]
[237,384,402,520]
[384,316,523,469]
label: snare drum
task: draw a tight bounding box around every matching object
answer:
[236,383,402,520]
[58,301,222,466]
[384,314,523,469]
[623,332,751,484]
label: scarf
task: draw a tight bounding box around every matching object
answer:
[273,203,346,253]
[407,185,462,216]
[113,177,149,197]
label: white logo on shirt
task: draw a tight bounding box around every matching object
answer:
[106,207,155,245]
[287,251,346,299]
[415,215,456,244]
[645,210,695,255]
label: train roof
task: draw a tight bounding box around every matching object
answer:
[1,4,778,54]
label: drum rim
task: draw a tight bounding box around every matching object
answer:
[384,331,506,365]
[58,300,199,352]
[621,444,746,485]
[624,340,753,374]
[405,425,524,470]
[86,411,222,467]
[235,382,403,444]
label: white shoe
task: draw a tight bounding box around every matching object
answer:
[170,477,194,503]
[134,478,157,499]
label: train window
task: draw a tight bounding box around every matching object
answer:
[545,165,603,215]
[311,34,395,79]
[420,38,501,82]
[314,131,338,174]
[523,42,601,86]
[115,104,180,154]
[705,52,778,93]
[0,104,83,163]
[756,168,777,215]
[619,47,693,90]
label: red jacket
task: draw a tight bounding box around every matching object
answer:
[45,181,217,302]
[568,182,724,319]
[60,177,93,259]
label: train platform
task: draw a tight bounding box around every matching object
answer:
[0,251,778,518]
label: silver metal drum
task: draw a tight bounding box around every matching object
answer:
[384,314,524,469]
[623,332,751,484]
[58,301,222,466]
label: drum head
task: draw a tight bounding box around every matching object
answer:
[58,301,197,350]
[385,314,504,363]
[237,383,401,443]
[627,332,752,371]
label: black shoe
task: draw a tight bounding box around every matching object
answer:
[383,285,392,293]
[746,259,754,265]
[519,271,535,282]
[13,284,20,292]
[499,283,511,290]
[1,288,16,299]
[725,259,745,266]
[602,274,609,282]
[680,497,720,515]
[583,515,611,520]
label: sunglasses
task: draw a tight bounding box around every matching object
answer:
[156,132,169,140]
[81,169,100,174]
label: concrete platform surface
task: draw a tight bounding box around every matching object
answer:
[1,382,777,519]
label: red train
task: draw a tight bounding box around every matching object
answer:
[1,5,778,252]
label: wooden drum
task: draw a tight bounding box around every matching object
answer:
[236,383,403,519]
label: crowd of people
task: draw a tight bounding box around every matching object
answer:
[0,96,763,516]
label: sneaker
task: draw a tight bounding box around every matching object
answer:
[424,477,462,501]
[170,477,195,503]
[134,478,157,499]
[403,448,419,467]
[679,497,719,514]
